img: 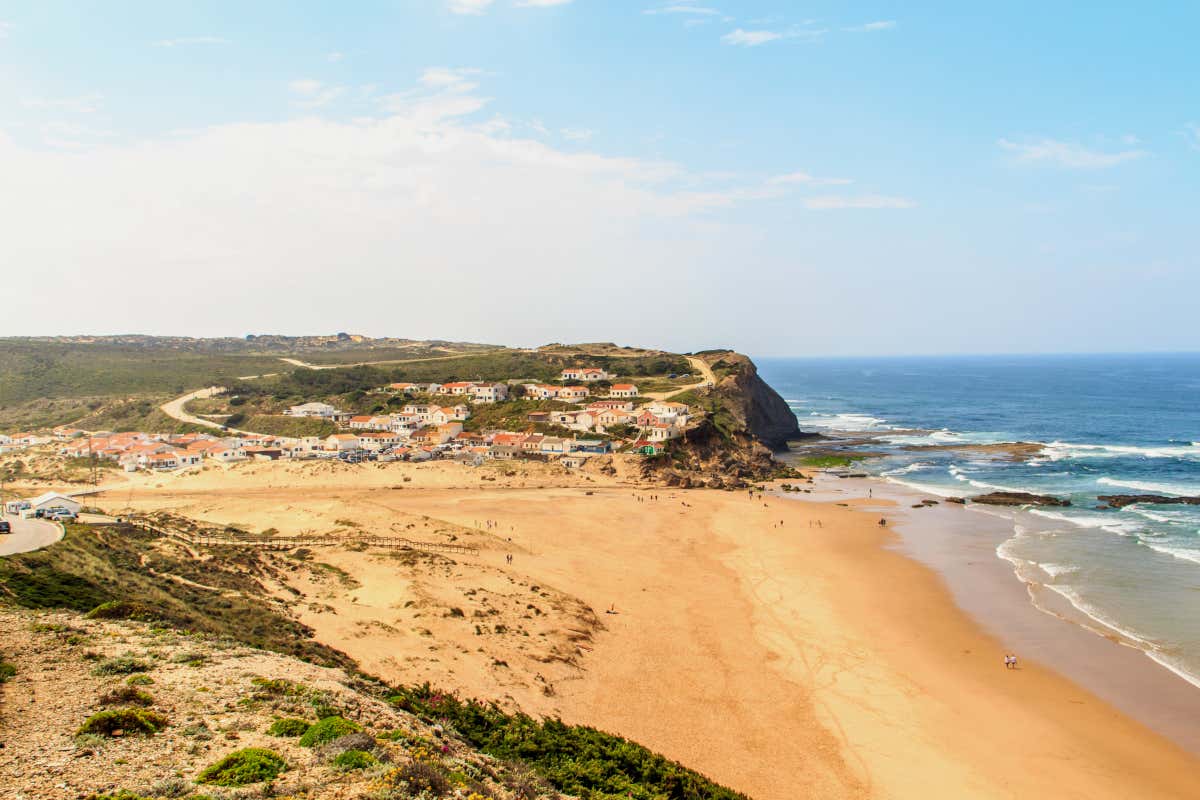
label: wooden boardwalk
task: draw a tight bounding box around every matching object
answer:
[126,518,475,555]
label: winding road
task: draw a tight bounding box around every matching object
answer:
[0,515,64,556]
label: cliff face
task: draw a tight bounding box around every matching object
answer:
[724,354,803,450]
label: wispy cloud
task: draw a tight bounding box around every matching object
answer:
[768,170,852,186]
[998,137,1147,169]
[288,79,345,108]
[447,0,494,14]
[153,36,230,47]
[419,67,483,92]
[21,94,104,114]
[643,3,720,15]
[721,26,825,46]
[803,194,916,210]
[844,20,896,32]
[721,28,782,46]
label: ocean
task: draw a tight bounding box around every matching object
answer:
[758,353,1200,688]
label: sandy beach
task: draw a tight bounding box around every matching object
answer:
[85,459,1200,799]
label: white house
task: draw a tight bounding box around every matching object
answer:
[470,383,509,403]
[27,492,82,514]
[324,433,361,452]
[608,383,639,398]
[561,367,610,382]
[557,386,589,403]
[287,402,341,418]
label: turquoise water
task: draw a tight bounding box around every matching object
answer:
[759,354,1200,686]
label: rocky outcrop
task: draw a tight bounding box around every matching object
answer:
[970,491,1071,507]
[1098,494,1200,509]
[701,351,804,450]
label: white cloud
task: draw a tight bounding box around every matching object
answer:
[768,170,852,186]
[802,194,916,210]
[515,0,574,6]
[998,137,1147,168]
[21,93,104,114]
[447,0,494,14]
[288,79,345,108]
[721,26,825,46]
[643,3,720,15]
[153,36,230,47]
[419,67,483,92]
[844,20,896,32]
[721,28,782,46]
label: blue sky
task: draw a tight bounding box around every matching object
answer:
[0,1,1197,355]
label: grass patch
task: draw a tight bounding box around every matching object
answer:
[77,708,167,737]
[795,454,860,468]
[298,715,360,747]
[267,717,311,737]
[391,685,746,800]
[91,656,152,676]
[196,747,287,786]
[0,661,15,683]
[331,749,377,771]
[97,686,154,707]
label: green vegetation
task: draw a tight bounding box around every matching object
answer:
[77,708,167,737]
[298,715,361,747]
[461,399,575,433]
[196,747,287,786]
[85,600,156,621]
[0,524,352,669]
[97,686,154,707]
[390,685,746,800]
[0,660,15,683]
[237,414,337,438]
[266,717,311,737]
[126,674,154,686]
[332,749,378,771]
[91,656,152,676]
[795,454,860,468]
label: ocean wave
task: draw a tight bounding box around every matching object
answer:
[880,462,936,476]
[1038,562,1079,578]
[1027,508,1141,535]
[881,476,959,498]
[1042,441,1200,462]
[1145,651,1200,691]
[797,412,892,432]
[1041,584,1157,647]
[1124,506,1199,525]
[947,465,1027,493]
[1140,541,1200,566]
[1096,477,1200,496]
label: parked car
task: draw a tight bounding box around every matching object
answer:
[49,510,77,521]
[0,520,11,534]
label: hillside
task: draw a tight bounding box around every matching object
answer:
[0,523,748,800]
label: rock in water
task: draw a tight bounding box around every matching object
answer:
[970,491,1071,507]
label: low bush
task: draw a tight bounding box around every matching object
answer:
[97,685,154,707]
[85,600,155,621]
[126,674,154,686]
[91,656,151,676]
[332,749,378,771]
[0,661,15,683]
[196,747,287,786]
[77,708,167,737]
[267,717,311,737]
[375,760,451,797]
[298,715,360,747]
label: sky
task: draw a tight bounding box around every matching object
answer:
[0,1,1197,356]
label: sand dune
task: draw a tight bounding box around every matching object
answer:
[90,459,1200,799]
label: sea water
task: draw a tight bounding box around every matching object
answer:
[759,353,1200,687]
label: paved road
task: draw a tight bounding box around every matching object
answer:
[159,386,230,431]
[0,514,64,556]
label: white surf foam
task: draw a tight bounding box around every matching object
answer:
[1043,441,1200,461]
[1037,562,1079,578]
[1097,477,1200,496]
[1041,583,1157,648]
[1140,541,1200,566]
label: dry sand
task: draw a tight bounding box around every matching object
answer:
[88,459,1200,799]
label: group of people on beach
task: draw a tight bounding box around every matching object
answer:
[1004,653,1019,669]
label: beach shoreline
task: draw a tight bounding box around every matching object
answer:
[89,458,1200,798]
[788,472,1200,756]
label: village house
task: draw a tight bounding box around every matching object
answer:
[324,433,361,452]
[386,382,420,394]
[560,453,590,469]
[470,382,509,403]
[646,422,681,441]
[588,399,635,412]
[608,383,639,398]
[26,492,82,515]
[490,443,521,460]
[357,431,403,450]
[539,436,568,454]
[556,386,589,403]
[287,402,342,419]
[526,411,552,425]
[560,367,610,382]
[348,415,392,431]
[521,434,545,453]
[523,384,561,400]
[440,381,476,396]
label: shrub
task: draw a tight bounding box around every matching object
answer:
[77,708,167,737]
[0,661,15,683]
[267,717,311,737]
[298,715,360,747]
[85,600,155,621]
[196,747,287,786]
[97,686,154,707]
[332,749,377,771]
[92,656,151,676]
[382,760,451,796]
[126,674,154,686]
[318,731,378,760]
